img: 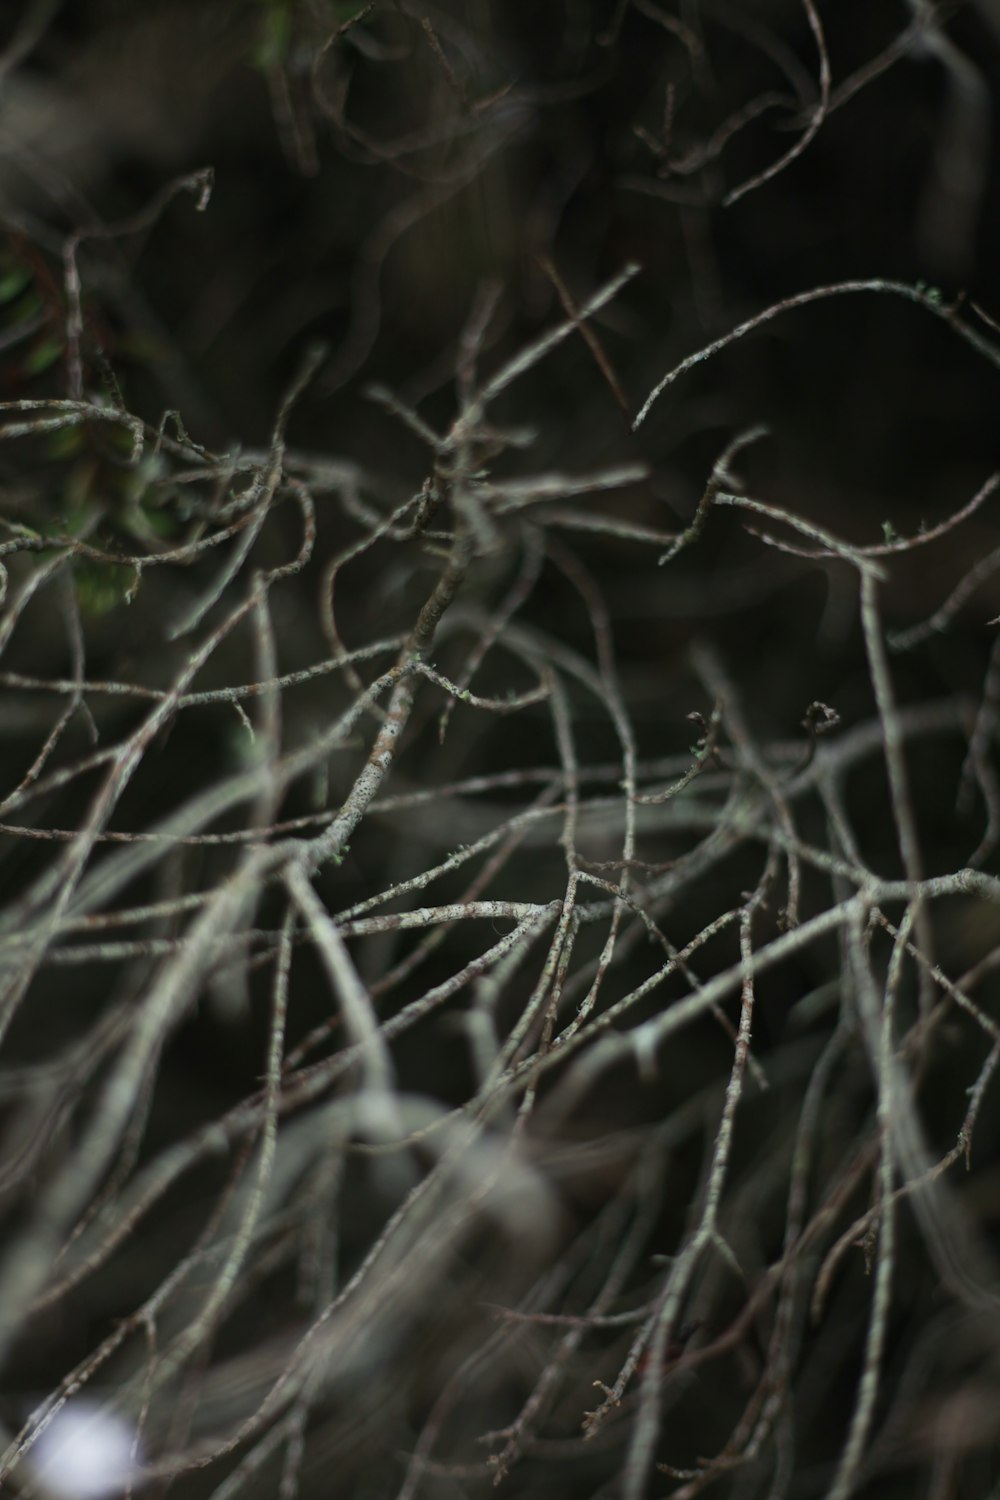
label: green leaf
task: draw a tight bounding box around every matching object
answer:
[253,6,292,70]
[24,336,63,376]
[46,425,85,460]
[73,560,136,618]
[0,267,31,304]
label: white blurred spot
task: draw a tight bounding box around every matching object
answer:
[31,1401,140,1499]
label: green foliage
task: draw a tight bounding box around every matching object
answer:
[0,266,31,304]
[22,335,63,376]
[252,1,293,70]
[71,557,137,617]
